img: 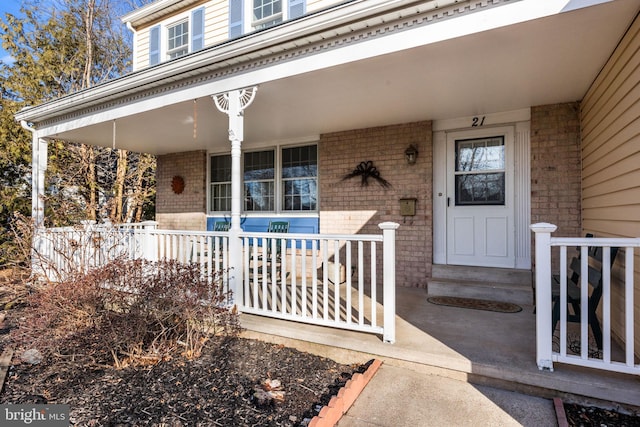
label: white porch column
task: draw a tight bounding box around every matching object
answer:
[23,124,47,228]
[33,138,47,227]
[213,87,258,305]
[380,221,399,344]
[21,122,47,275]
[530,222,557,371]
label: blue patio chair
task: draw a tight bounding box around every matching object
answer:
[190,221,229,264]
[213,221,230,232]
[252,221,290,282]
[266,221,289,260]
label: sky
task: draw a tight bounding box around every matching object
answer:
[0,0,26,64]
[0,0,138,65]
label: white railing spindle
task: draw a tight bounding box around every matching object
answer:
[532,223,640,375]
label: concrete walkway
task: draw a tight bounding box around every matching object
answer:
[337,363,558,427]
[241,286,640,409]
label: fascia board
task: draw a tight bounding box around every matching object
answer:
[17,0,583,124]
[18,0,454,123]
[121,0,196,27]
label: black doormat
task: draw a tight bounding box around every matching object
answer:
[427,296,522,313]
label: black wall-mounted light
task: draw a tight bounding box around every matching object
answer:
[405,145,419,165]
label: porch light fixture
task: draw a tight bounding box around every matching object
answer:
[405,145,418,165]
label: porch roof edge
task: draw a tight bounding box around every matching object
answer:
[13,0,461,125]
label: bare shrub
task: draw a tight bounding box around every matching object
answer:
[11,258,240,367]
[0,212,33,271]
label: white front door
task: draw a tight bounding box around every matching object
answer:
[446,126,515,268]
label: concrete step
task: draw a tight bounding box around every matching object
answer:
[432,264,532,285]
[429,265,534,306]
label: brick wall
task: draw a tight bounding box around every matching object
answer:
[530,103,582,236]
[530,103,582,270]
[156,150,207,230]
[319,121,433,287]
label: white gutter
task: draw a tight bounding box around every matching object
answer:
[20,120,35,134]
[122,0,202,28]
[16,0,460,123]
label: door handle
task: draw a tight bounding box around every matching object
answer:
[447,197,450,207]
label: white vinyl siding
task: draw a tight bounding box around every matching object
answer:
[130,0,343,70]
[580,14,640,356]
[205,0,229,49]
[134,27,151,71]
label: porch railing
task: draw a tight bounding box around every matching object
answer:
[31,221,398,343]
[531,223,640,375]
[32,221,230,286]
[238,222,398,343]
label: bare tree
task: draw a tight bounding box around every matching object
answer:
[0,0,156,252]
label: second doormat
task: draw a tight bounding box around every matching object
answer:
[427,296,522,313]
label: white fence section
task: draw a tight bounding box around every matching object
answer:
[32,221,152,281]
[33,221,230,288]
[531,223,640,375]
[238,222,398,343]
[32,221,398,343]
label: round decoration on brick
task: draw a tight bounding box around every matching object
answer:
[171,175,185,194]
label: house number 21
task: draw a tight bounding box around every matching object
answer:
[471,116,486,127]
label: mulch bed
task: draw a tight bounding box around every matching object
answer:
[0,269,371,426]
[0,269,638,426]
[0,335,369,426]
[564,403,640,427]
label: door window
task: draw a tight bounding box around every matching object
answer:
[454,136,505,205]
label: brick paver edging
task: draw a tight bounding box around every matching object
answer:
[308,359,383,427]
[553,398,569,427]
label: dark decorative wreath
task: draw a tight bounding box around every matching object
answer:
[342,160,391,188]
[171,175,185,194]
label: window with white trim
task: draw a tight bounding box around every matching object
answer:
[148,7,205,66]
[454,136,505,205]
[253,0,283,30]
[244,150,275,211]
[210,155,232,212]
[167,20,189,59]
[229,0,306,38]
[209,144,318,213]
[282,145,317,211]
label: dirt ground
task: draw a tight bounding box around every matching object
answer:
[0,269,639,426]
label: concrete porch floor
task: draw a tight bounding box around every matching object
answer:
[240,286,640,411]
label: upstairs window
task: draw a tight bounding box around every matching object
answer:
[167,20,189,59]
[149,7,205,66]
[229,0,305,38]
[253,0,283,30]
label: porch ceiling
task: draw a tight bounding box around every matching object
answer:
[45,0,640,154]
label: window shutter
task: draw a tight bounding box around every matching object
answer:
[229,0,243,39]
[289,0,305,20]
[149,25,161,65]
[191,7,205,51]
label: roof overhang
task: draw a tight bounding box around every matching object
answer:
[16,0,640,155]
[122,0,206,29]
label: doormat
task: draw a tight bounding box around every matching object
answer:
[427,296,522,313]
